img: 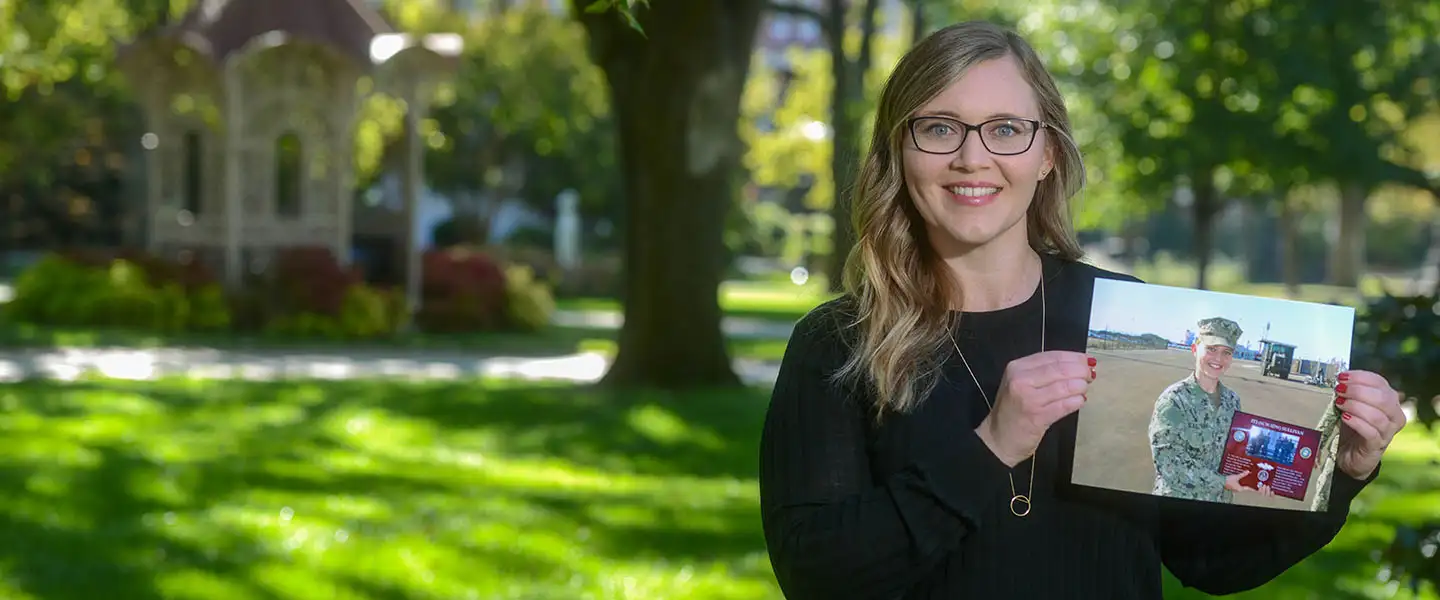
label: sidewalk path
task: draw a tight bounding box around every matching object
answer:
[0,346,782,387]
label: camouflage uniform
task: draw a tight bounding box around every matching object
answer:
[1148,317,1245,504]
[1308,405,1343,512]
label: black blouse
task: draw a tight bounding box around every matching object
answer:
[758,254,1376,599]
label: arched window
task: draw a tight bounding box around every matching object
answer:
[183,130,203,215]
[275,132,302,217]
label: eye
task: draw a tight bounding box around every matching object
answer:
[924,122,955,136]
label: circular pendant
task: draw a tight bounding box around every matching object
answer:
[1010,494,1032,517]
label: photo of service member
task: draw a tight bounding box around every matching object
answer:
[1071,279,1355,512]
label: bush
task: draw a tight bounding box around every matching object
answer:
[6,245,548,340]
[505,264,555,332]
[5,250,231,333]
[413,246,557,333]
[244,246,404,340]
[416,247,508,332]
[1351,292,1440,429]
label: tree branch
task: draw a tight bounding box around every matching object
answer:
[766,1,825,22]
[1380,159,1440,202]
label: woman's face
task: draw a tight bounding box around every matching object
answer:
[901,54,1053,256]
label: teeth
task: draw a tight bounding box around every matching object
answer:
[948,186,1000,197]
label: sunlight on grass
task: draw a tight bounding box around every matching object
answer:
[0,376,1434,599]
[0,378,782,600]
[555,279,834,323]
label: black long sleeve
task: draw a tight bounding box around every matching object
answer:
[758,304,1017,599]
[757,256,1379,599]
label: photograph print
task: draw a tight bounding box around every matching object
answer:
[1070,279,1355,512]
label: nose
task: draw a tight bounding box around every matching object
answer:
[951,130,991,170]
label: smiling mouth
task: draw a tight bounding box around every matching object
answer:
[946,185,1002,205]
[1207,361,1224,371]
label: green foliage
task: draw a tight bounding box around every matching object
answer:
[729,200,833,267]
[426,4,620,216]
[5,252,231,333]
[504,264,557,332]
[416,248,556,334]
[3,249,418,341]
[1379,522,1440,598]
[742,48,834,211]
[1352,293,1440,429]
[583,0,650,34]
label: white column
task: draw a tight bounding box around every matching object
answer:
[335,74,358,267]
[401,93,424,326]
[223,61,244,287]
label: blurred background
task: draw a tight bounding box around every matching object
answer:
[0,0,1437,598]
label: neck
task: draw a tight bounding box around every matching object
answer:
[936,234,1042,312]
[1196,372,1219,393]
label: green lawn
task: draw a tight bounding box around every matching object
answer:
[554,279,837,324]
[0,377,1435,599]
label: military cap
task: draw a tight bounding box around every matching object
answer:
[1196,317,1242,349]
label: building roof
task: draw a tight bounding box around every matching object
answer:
[120,0,396,67]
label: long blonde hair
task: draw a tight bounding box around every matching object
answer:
[832,20,1087,421]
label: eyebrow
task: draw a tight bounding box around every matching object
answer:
[922,110,1035,121]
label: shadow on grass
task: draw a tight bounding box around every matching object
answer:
[7,377,1426,600]
[0,377,780,599]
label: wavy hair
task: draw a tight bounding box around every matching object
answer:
[831,20,1088,421]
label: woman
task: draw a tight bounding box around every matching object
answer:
[758,20,1408,599]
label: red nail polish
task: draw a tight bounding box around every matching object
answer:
[1336,383,1348,393]
[1091,368,1097,379]
[1338,372,1350,381]
[1336,396,1345,405]
[1342,413,1352,420]
[1088,357,1097,367]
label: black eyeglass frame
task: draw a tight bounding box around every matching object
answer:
[905,115,1053,156]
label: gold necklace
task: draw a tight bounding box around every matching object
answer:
[946,270,1045,518]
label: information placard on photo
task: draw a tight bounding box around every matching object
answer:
[1220,411,1324,502]
[1069,278,1354,512]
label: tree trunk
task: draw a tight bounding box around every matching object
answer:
[1279,192,1301,298]
[908,0,926,46]
[1328,181,1367,288]
[1192,173,1220,290]
[1425,211,1440,296]
[574,0,761,389]
[824,0,879,293]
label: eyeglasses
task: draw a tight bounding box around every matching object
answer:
[907,115,1049,156]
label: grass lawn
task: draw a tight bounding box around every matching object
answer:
[554,279,837,324]
[1,376,1436,599]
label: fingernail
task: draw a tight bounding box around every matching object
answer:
[1335,396,1345,406]
[1087,357,1097,367]
[1342,413,1352,420]
[1338,372,1350,381]
[1091,368,1097,379]
[1336,383,1348,393]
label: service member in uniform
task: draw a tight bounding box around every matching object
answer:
[1147,317,1274,503]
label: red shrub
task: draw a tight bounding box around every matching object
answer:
[415,248,508,332]
[56,246,218,291]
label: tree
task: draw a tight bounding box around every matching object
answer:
[426,4,619,224]
[572,0,764,389]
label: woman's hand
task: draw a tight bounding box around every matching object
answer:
[1334,370,1408,481]
[976,351,1095,467]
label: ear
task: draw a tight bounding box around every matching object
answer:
[1039,138,1056,181]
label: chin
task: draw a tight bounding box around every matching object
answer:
[932,216,1027,252]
